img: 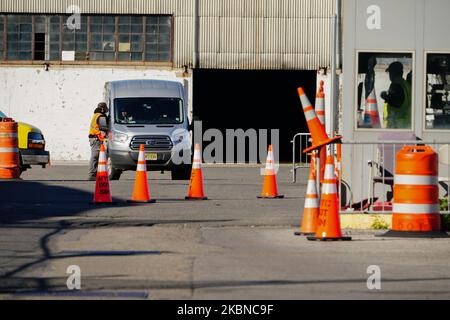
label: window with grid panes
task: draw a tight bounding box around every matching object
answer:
[118,15,144,61]
[0,16,4,59]
[62,15,88,60]
[145,16,171,62]
[7,15,33,60]
[89,15,116,61]
[1,14,172,63]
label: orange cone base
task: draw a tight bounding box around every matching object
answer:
[294,231,315,236]
[127,199,156,204]
[303,136,342,154]
[307,235,352,241]
[392,214,441,232]
[185,196,208,200]
[89,201,118,206]
[379,230,449,239]
[257,195,284,199]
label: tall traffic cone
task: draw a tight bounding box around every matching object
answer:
[128,144,156,204]
[91,143,116,205]
[258,145,284,199]
[315,80,326,129]
[295,162,319,236]
[186,144,208,200]
[307,151,351,241]
[363,88,381,128]
[297,87,341,154]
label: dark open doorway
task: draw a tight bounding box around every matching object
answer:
[193,69,316,163]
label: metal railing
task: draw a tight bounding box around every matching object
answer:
[339,140,450,214]
[291,133,312,183]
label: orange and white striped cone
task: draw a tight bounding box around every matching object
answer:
[186,144,208,200]
[315,80,326,129]
[315,81,327,182]
[297,87,341,154]
[295,165,319,236]
[91,143,116,205]
[128,144,156,204]
[258,145,284,199]
[363,89,381,128]
[307,151,351,241]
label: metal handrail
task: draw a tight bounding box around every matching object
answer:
[291,133,311,183]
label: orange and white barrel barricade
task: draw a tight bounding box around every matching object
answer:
[0,118,20,179]
[391,146,441,233]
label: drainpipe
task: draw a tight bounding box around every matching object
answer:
[193,0,200,69]
[329,14,338,138]
[336,0,343,70]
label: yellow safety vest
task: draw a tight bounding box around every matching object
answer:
[383,79,412,129]
[89,113,105,141]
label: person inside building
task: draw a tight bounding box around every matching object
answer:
[88,102,109,181]
[381,61,412,129]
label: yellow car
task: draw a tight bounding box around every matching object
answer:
[0,110,50,172]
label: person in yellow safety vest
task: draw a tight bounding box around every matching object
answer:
[381,61,412,129]
[88,102,109,181]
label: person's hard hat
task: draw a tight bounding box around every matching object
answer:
[385,61,403,75]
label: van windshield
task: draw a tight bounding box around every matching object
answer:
[114,98,183,125]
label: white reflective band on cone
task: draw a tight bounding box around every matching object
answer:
[137,163,146,171]
[0,147,19,153]
[305,198,319,208]
[98,164,107,172]
[299,94,312,109]
[393,203,440,214]
[193,161,201,169]
[324,164,335,179]
[306,180,317,195]
[304,109,316,121]
[98,152,106,163]
[322,183,337,195]
[395,174,438,186]
[138,151,145,162]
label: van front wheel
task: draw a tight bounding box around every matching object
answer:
[171,165,192,180]
[108,158,123,180]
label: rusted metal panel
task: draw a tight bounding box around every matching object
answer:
[1,0,337,70]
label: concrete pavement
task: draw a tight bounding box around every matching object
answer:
[0,165,449,299]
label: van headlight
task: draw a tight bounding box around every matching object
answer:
[112,132,128,144]
[172,130,189,145]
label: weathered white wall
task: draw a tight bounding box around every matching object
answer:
[0,66,191,161]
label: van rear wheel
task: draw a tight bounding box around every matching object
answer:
[108,158,122,180]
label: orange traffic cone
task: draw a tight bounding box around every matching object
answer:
[186,144,208,200]
[363,89,381,128]
[295,161,319,236]
[128,144,156,204]
[91,143,116,205]
[307,151,351,241]
[297,87,341,154]
[258,145,284,199]
[315,81,326,128]
[315,81,327,182]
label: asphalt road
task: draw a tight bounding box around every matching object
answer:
[1,165,450,300]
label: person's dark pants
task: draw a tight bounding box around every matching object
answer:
[88,138,103,179]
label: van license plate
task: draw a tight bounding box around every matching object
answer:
[145,153,158,161]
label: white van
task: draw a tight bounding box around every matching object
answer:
[104,79,192,180]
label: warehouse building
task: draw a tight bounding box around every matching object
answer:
[0,0,339,161]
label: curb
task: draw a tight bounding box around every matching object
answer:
[340,213,450,230]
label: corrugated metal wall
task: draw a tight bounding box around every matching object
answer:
[0,0,336,70]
